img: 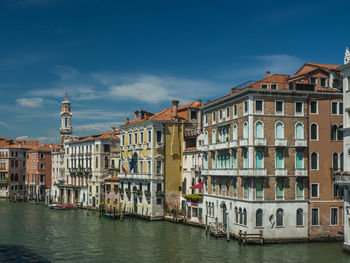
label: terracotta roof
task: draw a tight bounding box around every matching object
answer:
[104,176,120,182]
[178,100,203,110]
[289,63,341,79]
[70,130,120,143]
[185,146,197,151]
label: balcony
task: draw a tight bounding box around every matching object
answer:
[254,138,266,146]
[239,138,248,147]
[333,174,350,185]
[295,168,308,176]
[156,142,163,149]
[197,144,209,152]
[208,140,238,151]
[238,168,267,177]
[295,139,307,147]
[118,173,157,180]
[275,168,287,176]
[275,138,287,147]
[204,168,237,176]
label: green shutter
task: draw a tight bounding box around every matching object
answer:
[256,183,263,198]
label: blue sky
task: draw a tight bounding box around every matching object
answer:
[0,0,349,143]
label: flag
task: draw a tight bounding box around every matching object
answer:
[130,153,135,172]
[121,152,127,173]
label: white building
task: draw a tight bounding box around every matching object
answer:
[50,145,65,204]
[335,47,350,252]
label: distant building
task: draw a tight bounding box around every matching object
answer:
[60,92,73,144]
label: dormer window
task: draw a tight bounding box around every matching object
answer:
[310,77,317,85]
[271,83,277,90]
[261,84,268,89]
[320,78,327,87]
[190,111,197,120]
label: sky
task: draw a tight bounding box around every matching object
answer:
[0,0,349,143]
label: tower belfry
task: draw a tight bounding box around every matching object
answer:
[345,47,350,65]
[60,91,73,144]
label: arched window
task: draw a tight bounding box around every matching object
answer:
[295,123,304,139]
[239,208,242,224]
[211,152,216,168]
[182,178,187,195]
[276,208,284,226]
[95,157,98,168]
[256,209,263,227]
[333,152,339,171]
[233,152,237,168]
[331,124,338,140]
[311,123,318,140]
[243,151,248,168]
[338,125,343,141]
[204,131,209,145]
[225,153,230,168]
[204,153,208,169]
[233,125,238,141]
[243,122,248,138]
[235,207,238,223]
[104,156,109,168]
[276,182,284,199]
[296,152,304,169]
[275,122,284,139]
[340,153,344,171]
[256,151,263,169]
[256,182,263,199]
[255,121,263,139]
[276,151,283,169]
[311,152,318,170]
[296,182,304,199]
[296,208,303,226]
[212,129,216,144]
[243,209,247,225]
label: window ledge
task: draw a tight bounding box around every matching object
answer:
[275,226,285,228]
[296,225,305,228]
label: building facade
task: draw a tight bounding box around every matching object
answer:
[50,145,65,204]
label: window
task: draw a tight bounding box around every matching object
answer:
[233,105,238,117]
[243,209,247,225]
[296,152,304,169]
[320,78,326,87]
[331,124,338,140]
[233,152,237,169]
[275,122,284,139]
[244,101,248,114]
[205,114,208,125]
[311,152,318,170]
[296,182,304,199]
[243,122,248,138]
[310,101,318,114]
[255,100,263,114]
[140,132,144,143]
[256,183,263,200]
[226,107,230,119]
[255,121,263,138]
[310,123,318,140]
[276,182,284,199]
[233,125,238,141]
[261,84,268,89]
[156,160,162,174]
[243,151,248,168]
[190,110,197,120]
[311,208,319,225]
[275,101,283,114]
[148,130,152,143]
[256,209,263,227]
[331,208,338,225]
[331,102,343,115]
[212,129,216,144]
[212,112,216,123]
[156,131,162,143]
[134,133,138,145]
[333,153,339,171]
[310,77,317,85]
[295,102,303,115]
[276,209,284,227]
[339,103,343,114]
[295,123,304,139]
[296,209,303,226]
[271,83,277,90]
[256,151,263,169]
[235,207,238,223]
[340,153,344,171]
[243,182,248,198]
[311,184,319,198]
[276,152,283,169]
[219,109,223,121]
[337,125,343,141]
[121,135,124,145]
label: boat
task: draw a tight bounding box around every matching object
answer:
[49,204,76,210]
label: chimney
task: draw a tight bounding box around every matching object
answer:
[172,100,179,119]
[134,110,139,119]
[266,71,271,78]
[126,118,129,124]
[198,99,202,105]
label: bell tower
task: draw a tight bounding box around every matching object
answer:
[60,91,73,144]
[345,47,350,65]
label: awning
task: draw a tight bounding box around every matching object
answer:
[217,124,230,129]
[190,182,204,189]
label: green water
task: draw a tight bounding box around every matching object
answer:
[0,200,350,263]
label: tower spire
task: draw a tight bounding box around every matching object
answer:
[60,92,72,144]
[345,47,350,65]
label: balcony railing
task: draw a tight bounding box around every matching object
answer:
[295,139,307,147]
[204,168,237,176]
[275,138,287,146]
[333,174,350,184]
[239,138,248,147]
[254,138,266,146]
[295,168,308,176]
[275,168,287,176]
[208,140,238,151]
[238,168,267,177]
[197,144,209,152]
[118,173,156,180]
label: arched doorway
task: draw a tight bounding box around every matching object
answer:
[220,202,227,227]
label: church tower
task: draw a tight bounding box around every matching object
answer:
[60,91,73,144]
[345,47,350,65]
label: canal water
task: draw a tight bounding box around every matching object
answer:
[0,200,350,263]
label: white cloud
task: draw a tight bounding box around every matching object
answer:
[16,98,44,108]
[74,122,123,132]
[16,136,28,140]
[73,109,129,120]
[0,121,8,128]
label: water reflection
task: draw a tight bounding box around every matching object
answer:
[0,245,50,263]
